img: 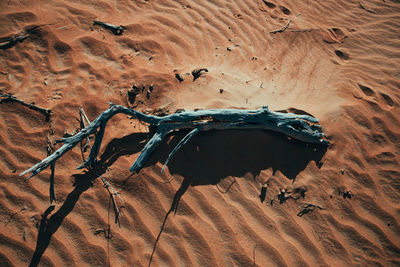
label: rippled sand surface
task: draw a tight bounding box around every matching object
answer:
[1,0,399,266]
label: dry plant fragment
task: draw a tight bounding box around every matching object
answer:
[270,20,291,34]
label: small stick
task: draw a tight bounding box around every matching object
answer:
[100,176,125,224]
[192,68,208,81]
[79,107,93,151]
[93,20,125,35]
[290,28,321,33]
[0,94,51,121]
[297,203,323,217]
[79,107,124,224]
[270,20,291,34]
[216,179,236,194]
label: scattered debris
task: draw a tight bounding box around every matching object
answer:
[338,188,353,199]
[192,68,208,81]
[278,189,288,204]
[146,84,154,99]
[270,19,291,34]
[4,207,26,225]
[278,186,307,204]
[343,190,352,199]
[127,84,140,105]
[175,73,184,83]
[93,20,125,35]
[297,203,323,217]
[234,13,243,19]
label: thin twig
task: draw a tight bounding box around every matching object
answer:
[46,136,56,204]
[290,28,321,33]
[101,176,125,224]
[253,244,257,266]
[79,107,125,225]
[270,20,291,34]
[297,203,323,217]
[216,179,236,194]
[0,94,51,121]
[79,107,93,156]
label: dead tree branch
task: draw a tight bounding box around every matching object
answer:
[20,104,328,180]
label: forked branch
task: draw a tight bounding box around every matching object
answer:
[20,104,328,179]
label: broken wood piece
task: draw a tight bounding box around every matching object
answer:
[20,104,329,181]
[297,203,323,217]
[175,73,184,83]
[0,34,29,50]
[127,85,140,105]
[270,20,291,34]
[93,20,124,35]
[192,68,208,81]
[259,183,268,203]
[0,25,42,50]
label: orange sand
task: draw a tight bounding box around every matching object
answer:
[1,0,399,266]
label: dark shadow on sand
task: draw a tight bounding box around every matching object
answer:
[141,128,327,266]
[30,127,327,266]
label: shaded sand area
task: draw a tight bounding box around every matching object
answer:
[1,0,399,266]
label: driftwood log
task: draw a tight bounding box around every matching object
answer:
[20,104,328,179]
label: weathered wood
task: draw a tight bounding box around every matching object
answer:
[93,20,124,35]
[20,104,328,179]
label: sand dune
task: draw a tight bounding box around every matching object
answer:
[1,0,399,266]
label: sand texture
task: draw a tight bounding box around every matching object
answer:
[1,0,400,266]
